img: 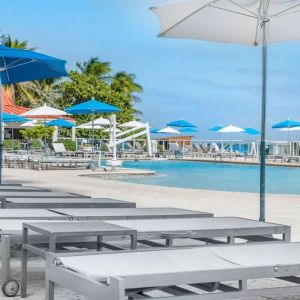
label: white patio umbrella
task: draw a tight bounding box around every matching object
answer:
[151,0,300,221]
[21,104,67,152]
[120,120,146,128]
[20,120,40,128]
[77,123,102,129]
[92,116,111,126]
[218,125,245,153]
[158,127,180,134]
[218,125,245,133]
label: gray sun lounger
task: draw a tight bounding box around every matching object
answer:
[0,209,69,220]
[0,186,50,192]
[20,217,289,298]
[1,198,135,209]
[50,207,213,219]
[45,242,300,300]
[105,217,291,246]
[0,191,88,201]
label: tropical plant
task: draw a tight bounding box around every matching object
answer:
[20,125,55,140]
[76,57,111,79]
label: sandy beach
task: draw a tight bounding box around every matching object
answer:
[3,167,300,299]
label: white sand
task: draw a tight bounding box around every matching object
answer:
[2,167,300,299]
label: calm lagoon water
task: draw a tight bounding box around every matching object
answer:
[118,160,300,195]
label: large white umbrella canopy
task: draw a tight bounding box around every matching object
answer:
[150,0,300,45]
[218,125,245,133]
[158,127,180,134]
[120,120,146,128]
[150,0,300,221]
[21,104,67,117]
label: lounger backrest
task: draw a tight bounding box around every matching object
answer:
[53,143,66,153]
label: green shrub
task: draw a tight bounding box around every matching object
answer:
[3,139,21,150]
[31,139,43,149]
[56,140,76,151]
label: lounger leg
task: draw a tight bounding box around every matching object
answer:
[130,234,137,250]
[283,228,291,242]
[166,238,174,247]
[0,235,11,282]
[45,278,55,300]
[97,236,103,251]
[227,236,235,244]
[21,227,28,298]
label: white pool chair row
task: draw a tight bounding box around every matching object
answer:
[45,242,300,300]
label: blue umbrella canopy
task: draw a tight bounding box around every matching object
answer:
[244,127,260,135]
[209,125,224,132]
[150,128,161,133]
[0,45,67,84]
[167,119,197,128]
[179,127,198,133]
[45,119,75,128]
[0,45,67,184]
[272,119,300,129]
[66,99,120,115]
[2,112,28,123]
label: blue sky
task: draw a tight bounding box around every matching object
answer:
[2,0,300,139]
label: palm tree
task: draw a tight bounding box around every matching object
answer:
[76,57,111,79]
[2,34,38,106]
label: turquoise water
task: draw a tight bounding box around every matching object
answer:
[118,160,300,194]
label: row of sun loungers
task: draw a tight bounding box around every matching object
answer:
[0,182,300,299]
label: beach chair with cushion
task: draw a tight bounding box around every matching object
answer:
[45,242,300,300]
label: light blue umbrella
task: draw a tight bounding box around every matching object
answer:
[66,98,120,158]
[179,127,198,133]
[272,119,300,129]
[209,125,224,132]
[2,113,28,150]
[167,119,197,128]
[0,45,67,184]
[45,119,75,128]
[244,127,261,135]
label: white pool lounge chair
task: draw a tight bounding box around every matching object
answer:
[45,242,300,300]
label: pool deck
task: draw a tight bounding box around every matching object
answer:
[3,167,300,299]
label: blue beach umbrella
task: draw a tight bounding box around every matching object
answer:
[272,119,300,129]
[66,98,120,157]
[167,119,197,128]
[150,128,161,134]
[179,127,198,133]
[209,125,224,132]
[45,119,75,128]
[0,45,67,184]
[2,112,28,123]
[2,113,28,150]
[244,127,260,135]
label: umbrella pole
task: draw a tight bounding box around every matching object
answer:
[259,18,268,222]
[92,112,95,160]
[0,79,2,184]
[44,118,47,156]
[11,127,14,151]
